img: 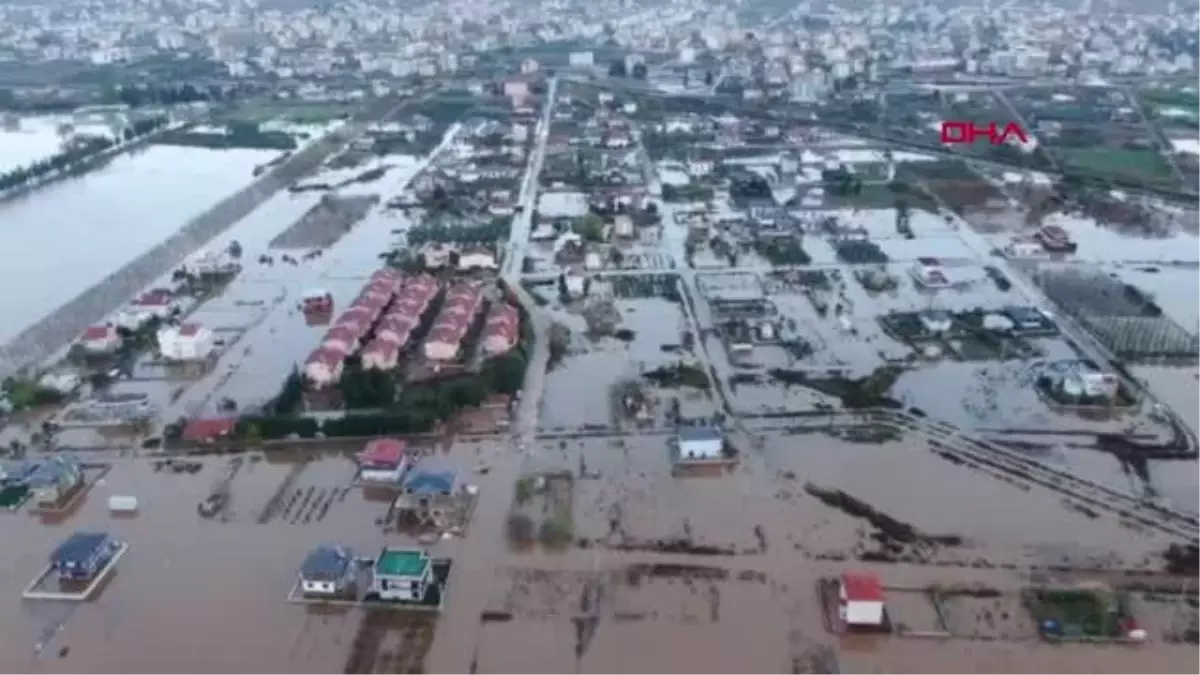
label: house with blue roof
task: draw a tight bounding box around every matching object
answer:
[393,464,462,528]
[676,425,724,460]
[50,532,121,581]
[298,544,356,596]
[27,454,83,508]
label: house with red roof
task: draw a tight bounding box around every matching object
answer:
[356,438,410,483]
[158,322,215,361]
[304,346,345,388]
[482,303,520,356]
[181,417,238,443]
[321,324,362,355]
[79,324,122,353]
[362,339,402,371]
[423,284,483,362]
[838,571,886,627]
[116,288,177,328]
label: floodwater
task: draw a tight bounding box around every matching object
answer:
[0,452,394,673]
[0,115,120,174]
[84,148,431,421]
[0,145,280,344]
[528,429,1176,570]
[536,295,704,431]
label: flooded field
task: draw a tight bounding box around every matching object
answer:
[536,293,718,431]
[0,145,280,344]
[519,429,1179,570]
[0,115,122,174]
[469,549,1197,674]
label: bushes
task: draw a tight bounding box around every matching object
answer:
[507,513,536,545]
[229,411,433,442]
[235,416,319,440]
[538,516,574,546]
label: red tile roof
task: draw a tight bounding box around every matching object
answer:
[83,324,114,340]
[133,290,173,307]
[307,346,344,365]
[181,417,238,442]
[358,438,406,467]
[179,322,203,337]
[841,572,884,602]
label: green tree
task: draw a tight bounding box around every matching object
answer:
[489,353,528,394]
[573,213,605,242]
[244,422,263,444]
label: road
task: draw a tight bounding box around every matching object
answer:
[425,81,558,673]
[501,76,559,279]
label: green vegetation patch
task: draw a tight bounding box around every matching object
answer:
[1057,148,1175,181]
[1025,587,1132,639]
[1140,86,1200,112]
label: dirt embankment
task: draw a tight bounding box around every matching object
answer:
[804,483,965,563]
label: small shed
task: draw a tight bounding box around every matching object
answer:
[676,426,724,460]
[839,571,885,627]
[107,495,139,514]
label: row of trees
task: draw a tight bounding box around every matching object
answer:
[607,60,649,80]
[0,115,168,193]
[102,83,247,108]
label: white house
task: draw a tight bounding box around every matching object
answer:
[157,322,216,361]
[422,243,455,269]
[613,215,635,238]
[117,289,176,328]
[372,547,434,602]
[676,426,724,460]
[79,324,122,353]
[357,438,410,484]
[909,259,952,289]
[917,310,953,334]
[563,271,586,298]
[457,248,497,270]
[838,572,885,627]
[503,79,530,99]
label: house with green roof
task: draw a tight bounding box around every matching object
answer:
[372,547,433,602]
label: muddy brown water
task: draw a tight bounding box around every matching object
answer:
[0,451,427,673]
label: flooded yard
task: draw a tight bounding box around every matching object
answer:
[537,294,712,431]
[0,452,403,673]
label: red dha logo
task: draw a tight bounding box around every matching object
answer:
[941,121,1029,146]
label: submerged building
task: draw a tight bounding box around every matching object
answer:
[50,532,122,581]
[298,544,357,596]
[371,547,435,602]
